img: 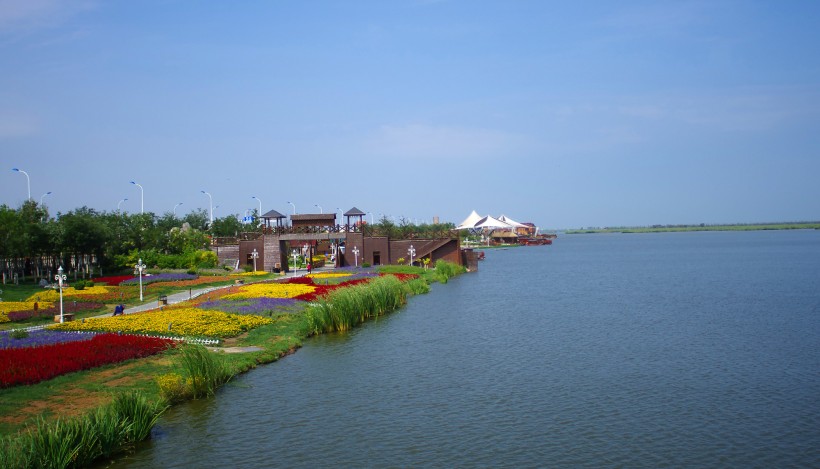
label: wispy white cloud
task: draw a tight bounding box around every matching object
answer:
[362,123,528,161]
[0,0,95,33]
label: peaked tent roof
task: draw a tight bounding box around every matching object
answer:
[261,209,287,219]
[498,214,526,228]
[456,210,483,230]
[473,215,513,229]
[344,207,366,216]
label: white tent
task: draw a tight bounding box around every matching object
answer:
[473,215,513,229]
[498,214,526,228]
[456,210,484,230]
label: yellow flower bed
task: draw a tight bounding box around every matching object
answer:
[230,271,270,277]
[28,286,112,302]
[306,272,353,279]
[0,301,56,323]
[49,307,271,338]
[0,301,54,313]
[221,282,315,300]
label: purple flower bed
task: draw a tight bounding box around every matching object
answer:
[7,302,105,322]
[120,273,198,286]
[198,297,299,315]
[0,329,97,349]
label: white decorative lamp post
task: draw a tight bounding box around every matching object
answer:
[251,248,259,272]
[135,258,147,301]
[352,246,360,267]
[130,181,144,214]
[12,168,31,201]
[55,266,67,323]
[291,249,299,272]
[408,245,416,266]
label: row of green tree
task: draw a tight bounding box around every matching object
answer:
[0,201,259,276]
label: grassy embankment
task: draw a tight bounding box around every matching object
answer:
[0,262,465,467]
[564,222,820,234]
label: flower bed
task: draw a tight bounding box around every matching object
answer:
[197,297,300,315]
[120,273,198,286]
[27,286,137,303]
[307,272,354,279]
[6,301,105,322]
[93,275,136,286]
[0,333,175,388]
[50,308,272,338]
[145,275,234,290]
[0,330,96,349]
[230,271,270,277]
[220,281,316,300]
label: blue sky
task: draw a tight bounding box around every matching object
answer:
[2,1,819,229]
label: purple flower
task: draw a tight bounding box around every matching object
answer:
[198,297,299,315]
[0,330,97,349]
[120,273,197,286]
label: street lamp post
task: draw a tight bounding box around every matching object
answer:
[40,191,52,206]
[315,204,323,214]
[12,168,30,201]
[337,207,343,229]
[291,249,299,273]
[352,246,360,267]
[251,248,259,272]
[408,245,416,266]
[55,266,67,323]
[287,201,296,215]
[135,258,147,302]
[201,191,213,225]
[173,202,183,216]
[369,212,374,224]
[118,198,128,211]
[130,181,144,214]
[252,196,262,217]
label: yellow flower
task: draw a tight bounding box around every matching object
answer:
[230,271,270,277]
[306,272,353,279]
[0,301,54,313]
[49,307,271,338]
[221,282,315,300]
[28,286,112,302]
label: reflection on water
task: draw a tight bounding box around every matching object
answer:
[114,231,820,468]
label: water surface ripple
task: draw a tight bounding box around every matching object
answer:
[115,230,820,468]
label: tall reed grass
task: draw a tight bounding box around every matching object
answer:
[0,391,167,469]
[178,344,235,398]
[306,275,407,334]
[434,260,464,283]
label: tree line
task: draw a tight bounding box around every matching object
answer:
[0,201,257,281]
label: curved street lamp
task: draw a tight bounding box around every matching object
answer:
[287,201,296,215]
[252,196,262,217]
[315,204,323,214]
[40,191,52,206]
[173,202,183,216]
[12,168,31,201]
[118,198,128,211]
[55,266,67,323]
[129,181,144,214]
[201,190,213,225]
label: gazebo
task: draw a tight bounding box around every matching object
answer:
[260,209,288,230]
[343,207,366,228]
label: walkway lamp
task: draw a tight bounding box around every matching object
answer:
[201,190,213,225]
[130,181,144,214]
[135,258,147,302]
[11,168,30,201]
[291,249,299,273]
[408,245,416,266]
[251,248,259,272]
[352,246,360,267]
[55,266,67,323]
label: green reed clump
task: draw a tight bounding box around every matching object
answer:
[0,390,167,469]
[403,277,430,295]
[178,344,234,398]
[433,260,464,283]
[307,275,407,334]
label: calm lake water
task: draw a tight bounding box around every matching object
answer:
[114,230,820,468]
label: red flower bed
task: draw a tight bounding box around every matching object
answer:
[380,273,419,282]
[0,334,176,388]
[93,275,136,286]
[293,278,373,302]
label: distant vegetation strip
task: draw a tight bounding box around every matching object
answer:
[565,222,820,234]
